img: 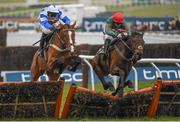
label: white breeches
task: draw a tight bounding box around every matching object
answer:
[103,34,114,42]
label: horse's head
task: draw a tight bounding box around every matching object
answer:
[50,21,76,53]
[64,52,81,72]
[127,32,145,63]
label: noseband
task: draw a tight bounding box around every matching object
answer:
[49,28,75,52]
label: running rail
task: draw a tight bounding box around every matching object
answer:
[79,55,180,91]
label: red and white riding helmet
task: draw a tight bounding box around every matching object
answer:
[112,12,124,23]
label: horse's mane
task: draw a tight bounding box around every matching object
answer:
[126,31,144,43]
[130,31,144,38]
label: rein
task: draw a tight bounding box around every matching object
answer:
[119,38,133,53]
[49,28,75,52]
[114,38,134,62]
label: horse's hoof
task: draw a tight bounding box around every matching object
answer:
[111,91,116,96]
[53,68,59,74]
[116,92,123,97]
[116,89,123,97]
[125,80,134,89]
[107,82,115,91]
[60,77,65,80]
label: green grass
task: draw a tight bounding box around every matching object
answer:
[0,4,180,17]
[0,0,77,3]
[0,0,25,3]
[107,4,180,17]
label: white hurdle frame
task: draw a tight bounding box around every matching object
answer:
[79,55,180,91]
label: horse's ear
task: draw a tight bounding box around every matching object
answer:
[133,31,144,36]
[71,21,76,28]
[139,31,144,36]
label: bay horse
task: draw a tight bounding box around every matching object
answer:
[31,21,81,81]
[90,32,145,97]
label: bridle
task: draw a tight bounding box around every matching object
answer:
[49,28,75,52]
[114,36,143,62]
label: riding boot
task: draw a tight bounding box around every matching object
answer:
[39,41,44,58]
[104,39,111,55]
[39,33,47,58]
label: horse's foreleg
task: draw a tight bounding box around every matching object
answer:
[124,80,134,88]
[47,72,60,81]
[112,70,125,97]
[31,71,41,82]
[31,53,42,82]
[91,61,115,91]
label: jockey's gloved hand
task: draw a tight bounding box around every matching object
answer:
[117,33,122,38]
[122,32,128,37]
[53,21,61,29]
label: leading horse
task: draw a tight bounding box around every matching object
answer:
[31,21,81,81]
[90,32,145,97]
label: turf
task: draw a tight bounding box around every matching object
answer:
[0,4,179,18]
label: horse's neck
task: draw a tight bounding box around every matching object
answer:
[114,39,133,61]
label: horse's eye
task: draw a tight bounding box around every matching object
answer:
[138,45,143,50]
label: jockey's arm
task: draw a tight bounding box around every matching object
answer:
[57,10,71,26]
[105,25,119,38]
[40,20,55,30]
[119,22,129,32]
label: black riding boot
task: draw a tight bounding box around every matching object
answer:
[104,39,111,55]
[39,33,47,58]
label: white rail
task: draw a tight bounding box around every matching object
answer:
[7,32,180,47]
[79,55,180,91]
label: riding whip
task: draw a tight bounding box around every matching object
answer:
[32,33,51,46]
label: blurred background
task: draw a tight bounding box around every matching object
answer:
[0,0,180,82]
[0,0,180,33]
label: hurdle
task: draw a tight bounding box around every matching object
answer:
[0,80,64,118]
[59,79,180,119]
[60,81,156,118]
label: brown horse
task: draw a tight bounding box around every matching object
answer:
[90,32,145,97]
[31,21,81,81]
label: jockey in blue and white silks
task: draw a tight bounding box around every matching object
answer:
[39,4,70,34]
[38,4,71,58]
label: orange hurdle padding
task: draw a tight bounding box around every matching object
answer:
[161,80,180,85]
[61,84,77,119]
[124,86,156,96]
[0,82,31,85]
[147,79,180,117]
[75,87,120,100]
[61,85,120,119]
[54,80,65,118]
[147,79,162,117]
